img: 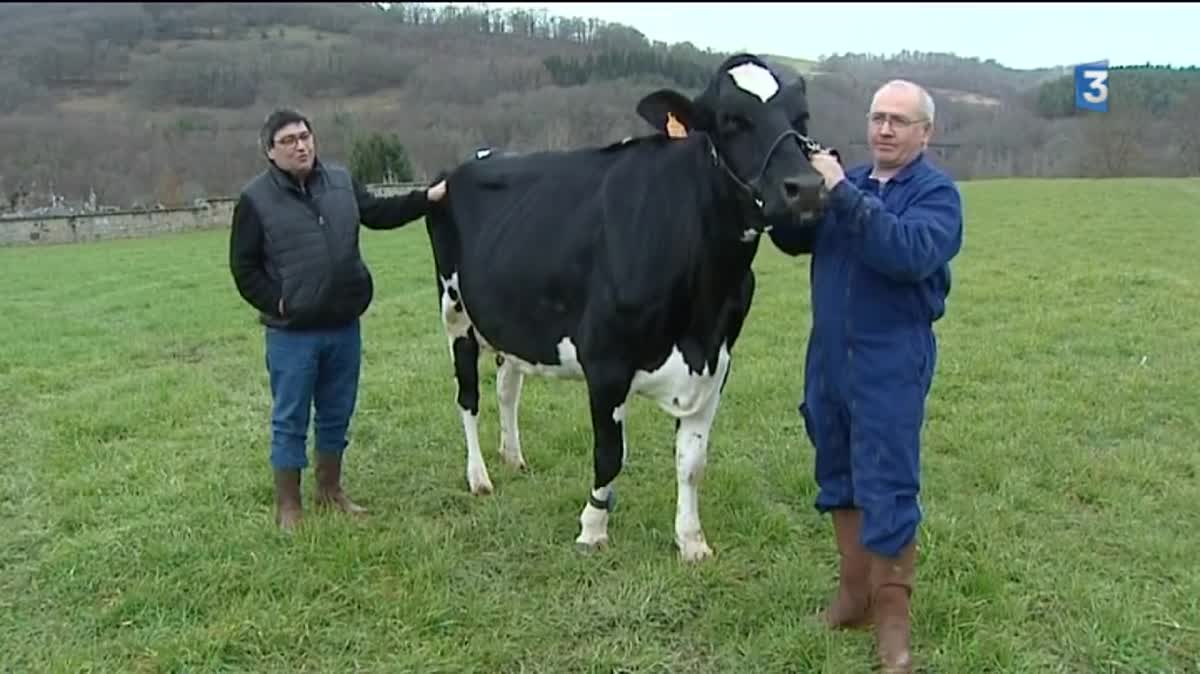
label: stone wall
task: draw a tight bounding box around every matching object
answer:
[0,183,426,247]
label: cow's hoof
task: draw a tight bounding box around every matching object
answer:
[467,468,494,495]
[500,452,528,472]
[678,539,714,562]
[574,536,608,554]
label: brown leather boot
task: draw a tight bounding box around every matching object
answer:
[274,468,303,531]
[315,452,367,515]
[821,508,871,629]
[869,540,917,674]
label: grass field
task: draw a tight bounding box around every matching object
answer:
[2,178,1199,672]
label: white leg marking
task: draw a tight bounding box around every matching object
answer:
[611,403,630,466]
[674,368,724,562]
[575,397,628,552]
[440,272,492,495]
[626,341,732,562]
[575,485,612,551]
[496,357,526,471]
[462,408,492,495]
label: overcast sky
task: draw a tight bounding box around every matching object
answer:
[474,2,1197,70]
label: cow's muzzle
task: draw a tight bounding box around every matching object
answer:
[710,129,833,224]
[780,174,827,222]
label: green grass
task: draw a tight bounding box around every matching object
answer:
[3,177,1199,672]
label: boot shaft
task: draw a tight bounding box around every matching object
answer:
[869,540,917,673]
[273,468,303,529]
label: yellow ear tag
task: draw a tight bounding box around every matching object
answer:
[666,112,688,139]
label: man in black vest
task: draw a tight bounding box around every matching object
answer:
[229,108,446,530]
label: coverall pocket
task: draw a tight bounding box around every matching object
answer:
[798,400,814,444]
[913,327,938,393]
[902,326,935,389]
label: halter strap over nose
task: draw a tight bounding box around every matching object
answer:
[706,129,834,207]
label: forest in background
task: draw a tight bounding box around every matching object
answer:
[2,2,1198,212]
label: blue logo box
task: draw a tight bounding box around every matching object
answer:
[1075,60,1109,112]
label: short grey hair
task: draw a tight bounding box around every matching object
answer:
[873,79,936,125]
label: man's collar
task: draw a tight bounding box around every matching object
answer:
[268,157,324,192]
[868,151,926,185]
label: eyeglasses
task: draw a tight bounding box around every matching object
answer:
[273,130,312,147]
[867,113,928,129]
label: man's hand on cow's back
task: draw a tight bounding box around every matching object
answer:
[427,180,447,202]
[810,151,845,191]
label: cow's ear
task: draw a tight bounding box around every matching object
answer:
[636,89,708,137]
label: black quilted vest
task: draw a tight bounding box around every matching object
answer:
[241,160,372,330]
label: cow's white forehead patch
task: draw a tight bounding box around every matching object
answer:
[727,62,779,102]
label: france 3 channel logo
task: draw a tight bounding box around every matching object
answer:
[1075,59,1109,112]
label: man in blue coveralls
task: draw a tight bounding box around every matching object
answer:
[769,79,964,673]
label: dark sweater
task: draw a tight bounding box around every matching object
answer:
[229,158,431,330]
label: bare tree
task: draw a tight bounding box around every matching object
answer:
[1076,105,1154,178]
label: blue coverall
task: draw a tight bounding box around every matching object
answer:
[769,152,964,558]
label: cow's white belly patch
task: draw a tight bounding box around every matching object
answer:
[499,337,585,379]
[631,343,730,418]
[442,270,727,418]
[442,272,585,378]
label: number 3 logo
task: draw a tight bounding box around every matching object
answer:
[1081,69,1108,103]
[1075,60,1110,112]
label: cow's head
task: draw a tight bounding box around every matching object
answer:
[636,54,827,230]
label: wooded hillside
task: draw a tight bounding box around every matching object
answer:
[2,2,1197,212]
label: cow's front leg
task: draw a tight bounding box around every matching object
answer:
[673,364,727,562]
[495,356,527,471]
[576,364,632,553]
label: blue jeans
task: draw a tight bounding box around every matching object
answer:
[264,319,362,470]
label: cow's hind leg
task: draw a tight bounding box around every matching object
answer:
[575,363,632,553]
[673,358,730,562]
[495,355,527,471]
[454,330,491,494]
[441,273,492,495]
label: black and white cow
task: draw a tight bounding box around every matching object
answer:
[423,54,828,561]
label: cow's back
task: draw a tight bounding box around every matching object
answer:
[428,137,715,355]
[426,133,756,377]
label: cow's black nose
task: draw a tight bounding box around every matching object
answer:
[781,176,824,208]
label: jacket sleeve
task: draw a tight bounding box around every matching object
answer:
[229,195,283,316]
[355,178,431,230]
[827,177,963,282]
